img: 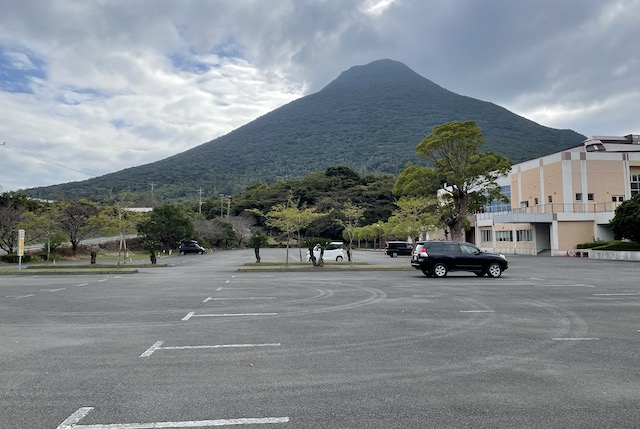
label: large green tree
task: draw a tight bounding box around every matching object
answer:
[395,121,511,240]
[55,199,100,255]
[136,202,195,260]
[610,194,640,243]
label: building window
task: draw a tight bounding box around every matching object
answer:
[632,174,640,197]
[483,185,511,213]
[612,196,624,202]
[516,229,533,242]
[534,197,539,205]
[496,231,513,242]
[575,193,582,201]
[481,230,493,242]
[548,195,553,203]
[587,193,594,201]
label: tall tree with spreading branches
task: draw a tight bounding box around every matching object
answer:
[395,121,511,240]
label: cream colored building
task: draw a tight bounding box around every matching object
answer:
[475,134,640,256]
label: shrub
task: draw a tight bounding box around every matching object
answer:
[1,254,33,263]
[577,240,640,250]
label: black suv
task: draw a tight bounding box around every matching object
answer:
[178,240,207,255]
[385,241,414,257]
[411,241,507,278]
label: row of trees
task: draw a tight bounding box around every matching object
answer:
[0,121,514,265]
[5,120,637,265]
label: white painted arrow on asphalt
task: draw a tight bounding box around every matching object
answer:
[57,407,289,428]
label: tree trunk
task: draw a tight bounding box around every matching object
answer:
[254,247,261,263]
[450,189,468,241]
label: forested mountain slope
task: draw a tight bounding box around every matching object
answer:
[26,59,585,201]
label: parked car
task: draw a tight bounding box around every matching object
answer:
[385,241,414,257]
[411,240,507,278]
[178,240,207,255]
[306,242,345,262]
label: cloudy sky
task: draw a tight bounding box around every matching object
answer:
[1,0,638,192]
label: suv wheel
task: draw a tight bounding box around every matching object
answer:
[432,263,448,278]
[336,256,343,262]
[487,262,503,278]
[179,250,185,255]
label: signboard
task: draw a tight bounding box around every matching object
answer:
[18,229,25,257]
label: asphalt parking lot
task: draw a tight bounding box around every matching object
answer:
[1,249,639,428]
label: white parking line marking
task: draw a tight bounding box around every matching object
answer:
[459,310,495,313]
[188,313,278,319]
[593,293,640,296]
[41,288,66,292]
[553,338,599,341]
[57,407,93,429]
[225,280,231,284]
[537,284,595,288]
[216,287,275,290]
[57,407,289,428]
[114,276,122,279]
[139,341,165,357]
[140,341,281,357]
[216,287,223,291]
[203,297,276,302]
[7,294,35,300]
[97,279,108,283]
[77,283,89,287]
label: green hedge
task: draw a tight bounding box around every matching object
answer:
[0,254,33,263]
[577,240,640,251]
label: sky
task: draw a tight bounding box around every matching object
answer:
[1,0,638,192]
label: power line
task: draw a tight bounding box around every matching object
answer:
[1,141,96,177]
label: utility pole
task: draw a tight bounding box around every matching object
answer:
[149,183,155,207]
[198,188,203,214]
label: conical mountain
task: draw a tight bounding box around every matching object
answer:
[27,59,585,200]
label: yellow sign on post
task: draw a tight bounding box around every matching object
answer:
[18,229,25,256]
[18,229,25,269]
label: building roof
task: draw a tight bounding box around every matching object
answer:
[582,134,640,153]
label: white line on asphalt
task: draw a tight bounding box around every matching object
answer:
[139,341,164,357]
[225,280,230,284]
[114,276,122,279]
[56,407,93,429]
[41,288,66,292]
[216,287,223,291]
[77,283,89,287]
[97,279,108,283]
[203,297,276,302]
[216,287,275,290]
[459,310,495,313]
[8,294,35,300]
[593,293,640,296]
[57,407,289,428]
[553,338,600,341]
[536,284,595,288]
[140,341,281,357]
[187,313,279,319]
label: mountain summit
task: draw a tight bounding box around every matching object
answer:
[27,59,585,201]
[323,59,442,91]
